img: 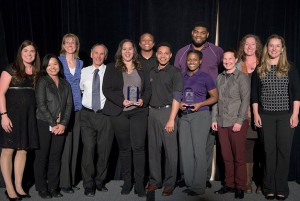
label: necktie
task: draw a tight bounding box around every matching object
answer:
[92,69,100,112]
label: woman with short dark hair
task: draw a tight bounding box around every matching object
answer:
[34,54,73,199]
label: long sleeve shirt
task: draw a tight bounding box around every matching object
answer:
[212,68,250,127]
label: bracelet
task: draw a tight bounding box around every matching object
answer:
[0,112,8,116]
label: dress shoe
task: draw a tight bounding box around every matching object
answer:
[146,184,161,192]
[182,189,191,193]
[84,188,95,197]
[256,186,262,194]
[96,184,108,192]
[38,191,52,199]
[61,187,74,194]
[177,179,186,188]
[206,181,212,189]
[72,185,80,190]
[121,182,132,195]
[16,192,31,199]
[187,191,200,196]
[276,195,286,200]
[134,183,146,197]
[5,191,21,201]
[162,188,173,196]
[265,193,275,200]
[49,189,63,198]
[214,186,235,194]
[235,189,244,199]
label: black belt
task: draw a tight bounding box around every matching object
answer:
[149,105,171,109]
[181,110,196,115]
[82,106,102,113]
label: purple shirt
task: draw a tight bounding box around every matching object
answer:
[174,42,223,81]
[182,70,216,111]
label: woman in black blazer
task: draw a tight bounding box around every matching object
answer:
[103,39,151,197]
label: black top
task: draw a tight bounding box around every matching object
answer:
[138,52,157,73]
[35,75,73,127]
[0,66,39,149]
[149,64,183,107]
[102,62,152,116]
[251,66,300,113]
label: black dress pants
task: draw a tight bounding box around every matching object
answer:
[34,120,66,191]
[60,111,81,188]
[110,108,148,185]
[260,113,295,197]
[80,110,114,189]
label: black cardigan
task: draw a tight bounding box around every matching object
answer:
[251,66,300,113]
[102,62,151,116]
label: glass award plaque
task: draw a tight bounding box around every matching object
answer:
[127,85,139,104]
[185,88,194,109]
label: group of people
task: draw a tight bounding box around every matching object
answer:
[0,21,299,201]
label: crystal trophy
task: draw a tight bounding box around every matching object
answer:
[127,85,139,104]
[185,88,194,109]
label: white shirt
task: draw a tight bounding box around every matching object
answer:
[80,64,106,110]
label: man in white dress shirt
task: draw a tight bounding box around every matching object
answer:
[80,44,113,197]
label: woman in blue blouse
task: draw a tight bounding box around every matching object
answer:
[58,33,83,193]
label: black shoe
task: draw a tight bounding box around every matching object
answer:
[134,183,146,197]
[206,181,212,189]
[72,186,80,191]
[5,191,22,201]
[121,182,132,195]
[38,191,52,199]
[84,188,95,197]
[16,192,31,199]
[275,194,286,200]
[235,189,244,199]
[182,189,191,193]
[49,189,63,198]
[265,193,275,200]
[214,186,235,194]
[61,187,74,194]
[188,191,200,196]
[96,184,108,192]
[177,179,186,188]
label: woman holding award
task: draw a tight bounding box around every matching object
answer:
[103,39,151,197]
[178,50,218,196]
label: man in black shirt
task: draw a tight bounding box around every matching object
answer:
[138,33,157,73]
[146,43,183,196]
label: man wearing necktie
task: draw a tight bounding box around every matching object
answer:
[79,43,113,197]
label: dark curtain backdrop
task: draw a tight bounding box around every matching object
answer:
[219,0,300,182]
[1,0,300,182]
[0,0,217,67]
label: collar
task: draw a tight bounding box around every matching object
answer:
[183,68,201,77]
[154,63,171,72]
[222,68,239,75]
[139,51,156,60]
[190,41,209,51]
[92,64,106,73]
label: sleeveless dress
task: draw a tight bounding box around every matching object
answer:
[0,67,39,149]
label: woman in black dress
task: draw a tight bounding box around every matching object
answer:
[0,40,40,200]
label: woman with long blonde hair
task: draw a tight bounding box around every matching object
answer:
[251,34,300,200]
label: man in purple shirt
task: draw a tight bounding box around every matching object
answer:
[174,21,223,81]
[179,50,218,196]
[174,21,223,188]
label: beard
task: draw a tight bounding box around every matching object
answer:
[192,39,206,48]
